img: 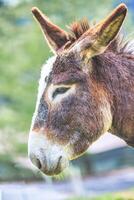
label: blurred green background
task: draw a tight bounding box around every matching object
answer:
[0,0,134,199]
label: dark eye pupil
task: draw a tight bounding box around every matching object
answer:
[52,87,69,99]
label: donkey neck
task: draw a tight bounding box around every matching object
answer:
[92,51,134,146]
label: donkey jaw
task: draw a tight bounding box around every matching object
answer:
[28,131,69,175]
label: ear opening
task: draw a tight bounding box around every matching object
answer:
[95,3,127,47]
[32,7,69,53]
[75,3,127,60]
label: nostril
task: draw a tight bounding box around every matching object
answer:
[36,158,42,169]
[55,156,62,171]
[29,154,42,170]
[59,156,62,163]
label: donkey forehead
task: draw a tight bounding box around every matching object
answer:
[49,52,87,84]
[53,52,82,73]
[38,53,81,98]
[40,52,84,87]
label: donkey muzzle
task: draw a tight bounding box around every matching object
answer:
[28,131,69,175]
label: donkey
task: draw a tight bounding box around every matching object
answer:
[28,4,134,176]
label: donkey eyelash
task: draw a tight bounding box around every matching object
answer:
[52,87,70,99]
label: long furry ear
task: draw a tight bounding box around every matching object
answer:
[75,3,127,61]
[32,7,69,53]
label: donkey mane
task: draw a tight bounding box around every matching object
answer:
[66,18,134,56]
[68,18,90,39]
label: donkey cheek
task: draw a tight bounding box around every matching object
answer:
[67,141,90,160]
[64,133,90,160]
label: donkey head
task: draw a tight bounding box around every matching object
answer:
[28,4,127,175]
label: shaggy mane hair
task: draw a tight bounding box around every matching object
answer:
[68,18,90,39]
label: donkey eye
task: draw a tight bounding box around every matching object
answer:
[52,87,70,99]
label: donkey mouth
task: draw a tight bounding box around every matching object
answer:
[40,155,69,176]
[29,149,69,175]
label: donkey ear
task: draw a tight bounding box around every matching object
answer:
[79,3,127,60]
[32,7,69,53]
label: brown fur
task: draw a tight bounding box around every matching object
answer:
[92,51,134,146]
